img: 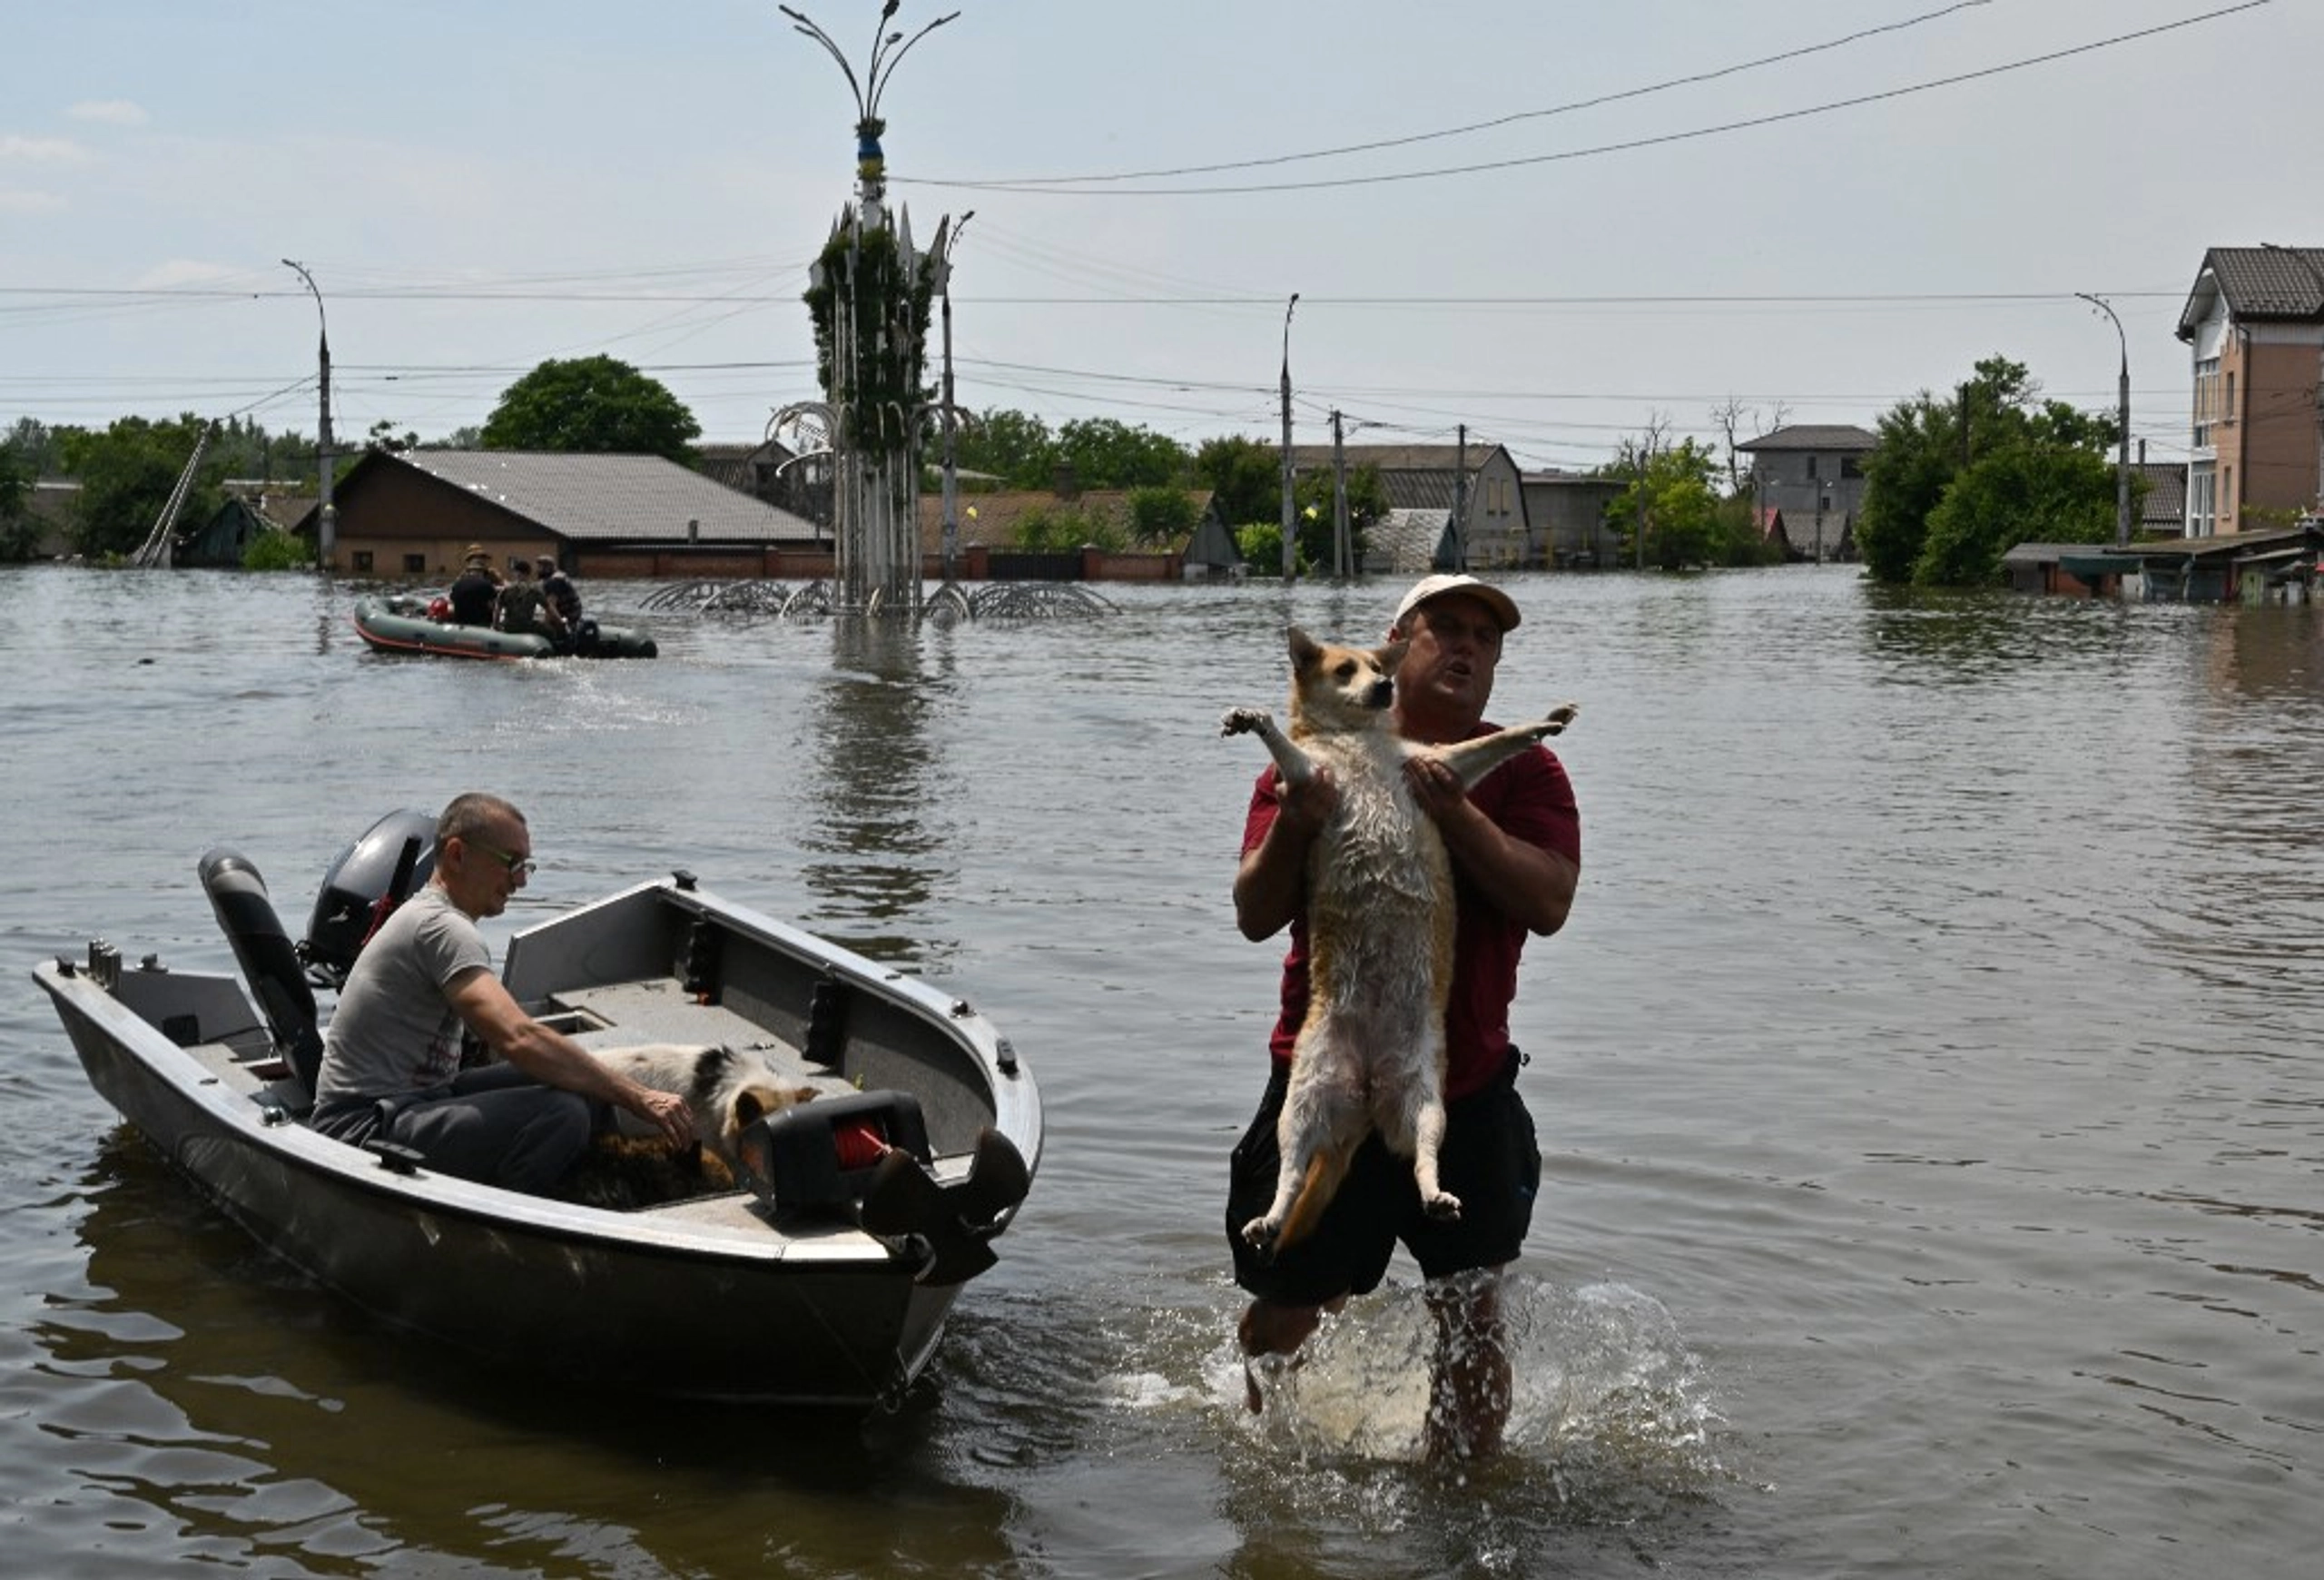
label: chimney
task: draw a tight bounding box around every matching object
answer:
[1051,463,1079,501]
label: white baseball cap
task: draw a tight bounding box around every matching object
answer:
[1392,573,1521,633]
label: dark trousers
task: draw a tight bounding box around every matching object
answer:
[381,1062,597,1195]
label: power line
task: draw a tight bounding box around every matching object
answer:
[898,2,2275,197]
[915,0,1998,188]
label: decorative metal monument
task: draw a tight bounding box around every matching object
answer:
[777,2,962,617]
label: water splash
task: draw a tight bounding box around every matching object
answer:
[1241,1274,1724,1504]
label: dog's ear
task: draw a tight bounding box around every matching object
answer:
[1287,627,1322,671]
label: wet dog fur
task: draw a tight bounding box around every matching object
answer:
[1223,627,1577,1257]
[586,1042,821,1170]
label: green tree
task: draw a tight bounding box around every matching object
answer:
[1235,521,1302,577]
[55,414,223,559]
[1601,436,1723,569]
[0,442,35,562]
[1126,485,1200,546]
[1856,355,2122,586]
[241,528,315,570]
[954,407,1055,487]
[1916,444,2120,585]
[1054,417,1187,489]
[479,355,701,462]
[1011,502,1128,552]
[1291,463,1390,570]
[5,417,64,475]
[1194,434,1281,528]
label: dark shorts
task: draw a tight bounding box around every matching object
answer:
[1226,1050,1541,1306]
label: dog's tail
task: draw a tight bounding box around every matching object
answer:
[1273,1145,1355,1256]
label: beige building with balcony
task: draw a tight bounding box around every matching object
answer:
[2174,246,2324,536]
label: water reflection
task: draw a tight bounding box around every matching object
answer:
[800,617,961,967]
[1857,582,2146,682]
[45,1133,1022,1577]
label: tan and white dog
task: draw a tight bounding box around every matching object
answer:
[1223,627,1577,1256]
[588,1042,820,1170]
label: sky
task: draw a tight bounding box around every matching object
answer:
[4,0,2317,478]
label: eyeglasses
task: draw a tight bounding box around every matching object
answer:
[468,838,537,879]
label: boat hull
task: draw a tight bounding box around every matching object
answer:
[34,877,1038,1407]
[353,595,658,660]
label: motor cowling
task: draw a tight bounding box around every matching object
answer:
[302,808,438,986]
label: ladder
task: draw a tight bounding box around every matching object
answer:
[132,421,217,568]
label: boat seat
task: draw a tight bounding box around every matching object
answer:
[199,846,325,1096]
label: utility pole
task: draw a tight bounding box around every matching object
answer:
[282,259,334,568]
[2077,292,2133,548]
[1452,424,1470,569]
[1279,293,1299,582]
[938,210,973,582]
[1634,435,1649,571]
[1331,409,1349,578]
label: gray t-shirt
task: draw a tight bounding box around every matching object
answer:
[312,885,492,1126]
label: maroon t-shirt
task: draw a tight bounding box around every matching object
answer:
[1242,726,1581,1101]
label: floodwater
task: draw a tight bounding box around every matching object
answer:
[2,563,2319,1578]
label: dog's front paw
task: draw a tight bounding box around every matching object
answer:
[1420,1190,1463,1222]
[1240,1213,1282,1252]
[1535,701,1580,736]
[1221,706,1274,738]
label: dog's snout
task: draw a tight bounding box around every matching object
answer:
[1366,677,1394,707]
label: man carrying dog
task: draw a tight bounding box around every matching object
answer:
[1226,573,1581,1460]
[310,792,690,1193]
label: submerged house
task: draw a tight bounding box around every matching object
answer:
[299,449,825,578]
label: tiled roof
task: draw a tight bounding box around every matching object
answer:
[1284,442,1505,471]
[2135,461,2186,527]
[397,450,822,541]
[1366,508,1454,574]
[2179,246,2324,337]
[1738,424,1877,452]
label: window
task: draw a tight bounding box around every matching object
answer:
[2192,356,2220,448]
[353,550,374,573]
[403,553,427,575]
[1840,456,1864,479]
[2224,370,2236,425]
[1806,455,1820,479]
[2188,462,2215,536]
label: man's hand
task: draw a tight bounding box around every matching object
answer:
[1275,762,1341,834]
[1403,754,1467,824]
[632,1086,694,1147]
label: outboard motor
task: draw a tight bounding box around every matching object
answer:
[302,808,438,988]
[199,848,326,1092]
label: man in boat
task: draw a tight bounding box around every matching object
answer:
[493,560,566,643]
[1224,574,1582,1460]
[448,546,500,627]
[309,792,691,1193]
[536,555,594,654]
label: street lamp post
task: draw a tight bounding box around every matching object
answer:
[1279,292,1299,583]
[937,210,972,582]
[2076,291,2132,548]
[282,259,335,567]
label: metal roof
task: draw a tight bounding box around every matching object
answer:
[397,450,822,541]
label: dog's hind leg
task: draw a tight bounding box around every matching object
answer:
[1409,1098,1461,1222]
